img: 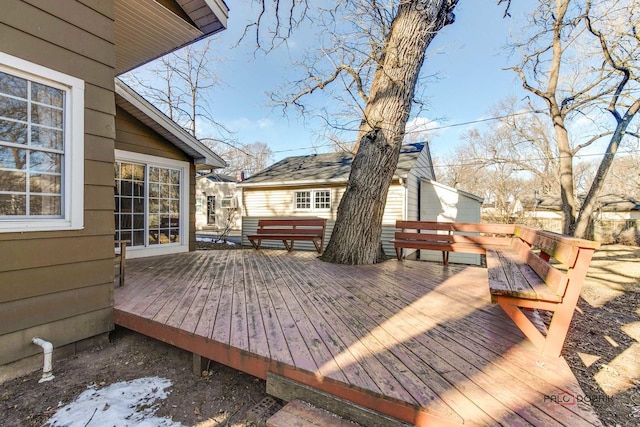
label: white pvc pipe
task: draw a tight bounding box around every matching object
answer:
[32,338,55,383]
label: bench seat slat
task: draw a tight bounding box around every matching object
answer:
[390,239,488,255]
[248,234,323,240]
[255,228,324,235]
[256,219,326,227]
[393,232,512,247]
[486,250,562,303]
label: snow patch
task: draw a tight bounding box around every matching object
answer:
[196,236,235,245]
[47,377,184,427]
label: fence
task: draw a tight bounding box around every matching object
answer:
[593,219,640,245]
[481,216,640,245]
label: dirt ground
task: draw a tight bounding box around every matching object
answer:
[562,244,640,426]
[0,244,638,427]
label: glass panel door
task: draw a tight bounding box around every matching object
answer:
[148,166,181,244]
[114,161,182,248]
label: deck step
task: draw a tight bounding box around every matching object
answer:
[267,400,359,427]
[266,373,412,427]
[246,396,283,427]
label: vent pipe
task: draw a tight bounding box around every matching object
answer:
[32,338,54,383]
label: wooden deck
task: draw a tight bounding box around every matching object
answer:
[114,249,602,426]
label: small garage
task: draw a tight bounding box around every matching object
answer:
[419,179,484,265]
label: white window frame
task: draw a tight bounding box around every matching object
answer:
[115,150,190,258]
[314,189,331,210]
[0,52,84,232]
[294,190,312,211]
[293,189,331,212]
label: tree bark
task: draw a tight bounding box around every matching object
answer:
[321,0,457,264]
[573,98,640,238]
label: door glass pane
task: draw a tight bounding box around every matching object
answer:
[114,161,145,248]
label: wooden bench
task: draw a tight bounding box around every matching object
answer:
[247,218,328,254]
[391,221,515,265]
[392,221,599,357]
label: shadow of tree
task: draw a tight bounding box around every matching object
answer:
[562,244,640,425]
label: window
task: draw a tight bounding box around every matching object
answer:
[314,190,331,210]
[294,189,331,211]
[196,193,204,214]
[207,196,216,225]
[0,52,84,232]
[114,150,189,255]
[294,191,311,210]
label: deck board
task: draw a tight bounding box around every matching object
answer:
[114,249,602,427]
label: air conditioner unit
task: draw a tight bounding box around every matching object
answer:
[220,197,237,208]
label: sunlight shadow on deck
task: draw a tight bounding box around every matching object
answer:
[318,266,491,377]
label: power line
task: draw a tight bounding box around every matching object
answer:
[430,148,640,169]
[408,110,545,133]
[269,110,545,154]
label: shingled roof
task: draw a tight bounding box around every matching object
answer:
[238,143,427,187]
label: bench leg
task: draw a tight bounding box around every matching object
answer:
[542,280,584,357]
[442,251,449,266]
[312,239,323,254]
[497,299,547,351]
[282,240,293,251]
[496,295,576,358]
[395,247,403,261]
[249,239,262,250]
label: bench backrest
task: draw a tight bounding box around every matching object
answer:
[394,221,514,247]
[256,218,327,235]
[512,225,600,297]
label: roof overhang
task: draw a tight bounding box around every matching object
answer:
[115,79,227,170]
[237,179,348,188]
[114,0,229,74]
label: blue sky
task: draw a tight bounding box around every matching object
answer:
[136,2,529,162]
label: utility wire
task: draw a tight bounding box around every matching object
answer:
[270,109,547,154]
[429,148,640,168]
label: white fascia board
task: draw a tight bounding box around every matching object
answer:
[236,178,347,188]
[204,0,229,28]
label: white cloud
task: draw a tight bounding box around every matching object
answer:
[258,118,274,128]
[406,117,439,132]
[405,117,441,141]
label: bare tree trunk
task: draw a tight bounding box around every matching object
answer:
[554,112,577,235]
[573,98,640,238]
[321,0,456,264]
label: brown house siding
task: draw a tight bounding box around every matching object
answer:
[0,1,116,367]
[114,107,197,252]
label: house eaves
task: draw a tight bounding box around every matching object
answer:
[237,178,349,188]
[114,0,229,75]
[115,79,226,170]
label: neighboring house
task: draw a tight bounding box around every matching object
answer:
[505,194,640,238]
[512,194,640,221]
[239,143,478,256]
[195,172,242,232]
[0,0,228,380]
